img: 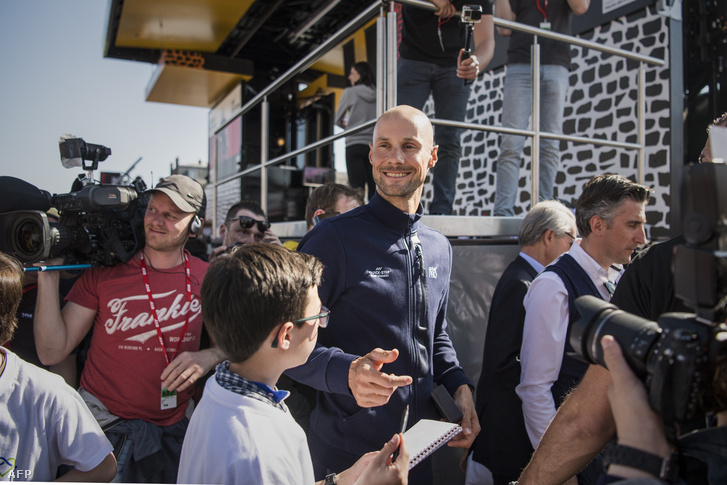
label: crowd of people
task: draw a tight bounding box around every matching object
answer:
[2,1,726,484]
[3,104,724,485]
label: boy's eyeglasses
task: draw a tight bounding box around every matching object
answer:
[271,306,330,348]
[292,306,330,328]
[227,215,270,233]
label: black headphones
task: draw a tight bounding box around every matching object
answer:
[189,215,202,235]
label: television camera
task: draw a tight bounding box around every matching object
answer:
[570,161,727,438]
[0,137,147,268]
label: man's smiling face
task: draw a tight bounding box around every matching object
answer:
[369,106,437,212]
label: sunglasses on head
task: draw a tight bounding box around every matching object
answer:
[228,215,270,233]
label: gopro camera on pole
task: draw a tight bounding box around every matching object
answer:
[460,5,483,86]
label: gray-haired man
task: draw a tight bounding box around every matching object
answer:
[467,200,576,485]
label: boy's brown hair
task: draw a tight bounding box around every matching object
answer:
[201,243,323,362]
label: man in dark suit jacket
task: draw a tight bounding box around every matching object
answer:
[467,200,577,485]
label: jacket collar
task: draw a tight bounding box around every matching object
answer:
[366,192,423,237]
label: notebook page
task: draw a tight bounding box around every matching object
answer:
[403,419,462,469]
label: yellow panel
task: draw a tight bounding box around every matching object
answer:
[297,74,345,109]
[117,0,255,52]
[354,30,368,62]
[310,18,378,75]
[311,46,345,76]
[145,63,251,108]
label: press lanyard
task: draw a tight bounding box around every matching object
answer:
[437,17,452,52]
[536,0,548,21]
[140,252,192,365]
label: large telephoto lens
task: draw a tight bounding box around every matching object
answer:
[571,295,662,379]
[15,219,44,255]
[0,211,51,263]
[0,210,82,264]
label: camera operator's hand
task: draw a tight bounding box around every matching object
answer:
[457,49,480,81]
[602,335,673,479]
[431,0,456,19]
[34,257,66,284]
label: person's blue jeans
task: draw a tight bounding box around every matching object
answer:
[493,63,570,216]
[398,57,472,215]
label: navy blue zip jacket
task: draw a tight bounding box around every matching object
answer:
[287,193,471,466]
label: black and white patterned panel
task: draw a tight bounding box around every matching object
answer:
[421,7,671,238]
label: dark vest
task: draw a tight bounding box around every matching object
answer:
[544,254,602,407]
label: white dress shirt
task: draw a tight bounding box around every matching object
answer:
[519,251,545,274]
[516,240,620,448]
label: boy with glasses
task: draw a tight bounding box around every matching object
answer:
[178,243,410,485]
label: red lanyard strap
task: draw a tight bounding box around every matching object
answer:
[140,253,192,365]
[536,0,548,20]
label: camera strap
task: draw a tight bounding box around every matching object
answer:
[140,252,192,366]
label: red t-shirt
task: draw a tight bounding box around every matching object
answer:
[69,251,208,426]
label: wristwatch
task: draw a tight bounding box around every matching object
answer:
[324,473,337,485]
[604,443,679,483]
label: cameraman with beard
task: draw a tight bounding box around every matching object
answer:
[34,174,225,483]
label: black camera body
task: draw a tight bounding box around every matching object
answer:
[572,297,727,422]
[571,162,727,426]
[0,138,148,267]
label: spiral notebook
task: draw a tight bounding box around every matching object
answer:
[404,419,462,469]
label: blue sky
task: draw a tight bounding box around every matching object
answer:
[0,1,209,196]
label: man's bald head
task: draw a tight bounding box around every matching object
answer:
[373,105,435,152]
[368,105,439,212]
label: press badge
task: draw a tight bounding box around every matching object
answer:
[540,21,551,30]
[161,384,178,409]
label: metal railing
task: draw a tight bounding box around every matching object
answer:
[399,0,664,204]
[212,1,383,223]
[211,0,665,230]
